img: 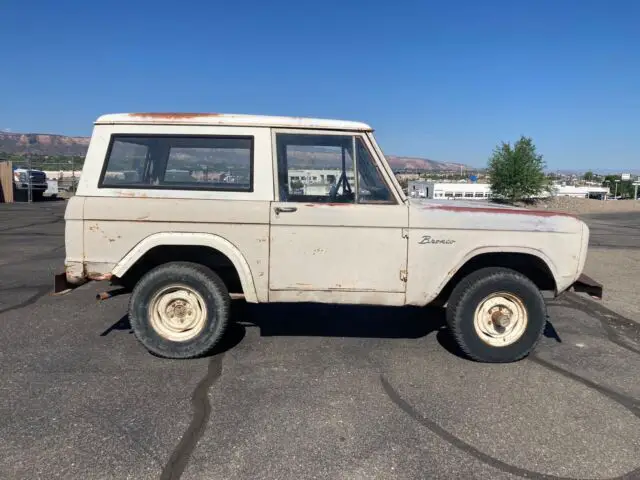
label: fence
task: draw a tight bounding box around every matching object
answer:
[20,159,83,193]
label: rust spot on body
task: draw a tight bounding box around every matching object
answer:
[128,112,220,119]
[118,191,148,198]
[87,272,113,281]
[425,205,575,218]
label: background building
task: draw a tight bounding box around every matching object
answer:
[408,181,609,200]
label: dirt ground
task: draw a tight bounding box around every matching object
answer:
[578,210,640,324]
[519,197,640,323]
[527,196,640,215]
[583,248,640,323]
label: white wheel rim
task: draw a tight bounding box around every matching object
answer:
[473,292,528,347]
[148,284,208,342]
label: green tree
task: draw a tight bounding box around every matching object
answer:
[583,171,594,181]
[487,136,548,203]
[602,175,635,198]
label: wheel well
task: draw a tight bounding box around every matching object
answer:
[435,252,556,305]
[115,245,243,294]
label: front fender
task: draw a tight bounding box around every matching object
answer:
[442,245,560,293]
[406,243,562,306]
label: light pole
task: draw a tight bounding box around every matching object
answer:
[26,147,32,203]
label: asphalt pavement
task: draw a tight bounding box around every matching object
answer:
[583,211,640,250]
[1,201,639,480]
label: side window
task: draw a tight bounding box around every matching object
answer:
[275,133,355,203]
[100,135,253,191]
[101,137,154,185]
[355,138,394,204]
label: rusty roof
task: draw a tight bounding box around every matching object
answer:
[95,113,372,131]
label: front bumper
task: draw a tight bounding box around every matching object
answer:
[14,183,48,191]
[569,273,603,299]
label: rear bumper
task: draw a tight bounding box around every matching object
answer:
[53,267,113,294]
[569,273,603,299]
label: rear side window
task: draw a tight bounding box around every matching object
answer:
[99,135,253,191]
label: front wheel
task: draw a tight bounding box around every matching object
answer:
[446,267,547,363]
[128,262,230,359]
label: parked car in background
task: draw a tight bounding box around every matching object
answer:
[13,166,48,201]
[44,178,59,198]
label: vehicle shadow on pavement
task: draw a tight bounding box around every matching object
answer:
[100,303,564,360]
[235,301,445,339]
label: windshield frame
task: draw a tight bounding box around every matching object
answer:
[271,127,403,205]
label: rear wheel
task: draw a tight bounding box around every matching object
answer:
[128,262,230,359]
[446,267,547,363]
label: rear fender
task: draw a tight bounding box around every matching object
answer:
[112,232,259,302]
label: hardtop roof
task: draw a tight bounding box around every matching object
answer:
[95,113,373,131]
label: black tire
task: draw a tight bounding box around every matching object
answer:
[446,267,547,363]
[33,191,44,201]
[128,262,230,359]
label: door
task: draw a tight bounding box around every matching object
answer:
[269,130,408,299]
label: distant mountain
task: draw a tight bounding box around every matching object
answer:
[0,132,469,172]
[0,133,89,156]
[385,155,469,172]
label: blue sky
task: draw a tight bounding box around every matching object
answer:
[1,0,638,170]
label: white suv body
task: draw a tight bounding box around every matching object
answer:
[58,113,602,362]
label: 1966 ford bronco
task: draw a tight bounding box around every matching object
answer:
[56,112,603,362]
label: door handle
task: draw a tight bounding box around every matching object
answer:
[274,206,297,214]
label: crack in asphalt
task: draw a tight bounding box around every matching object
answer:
[381,296,640,480]
[0,285,52,315]
[381,370,640,480]
[380,374,584,480]
[0,245,65,268]
[159,354,223,480]
[0,215,63,233]
[530,356,640,420]
[560,292,640,355]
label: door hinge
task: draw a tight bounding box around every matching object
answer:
[401,228,409,239]
[400,269,408,282]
